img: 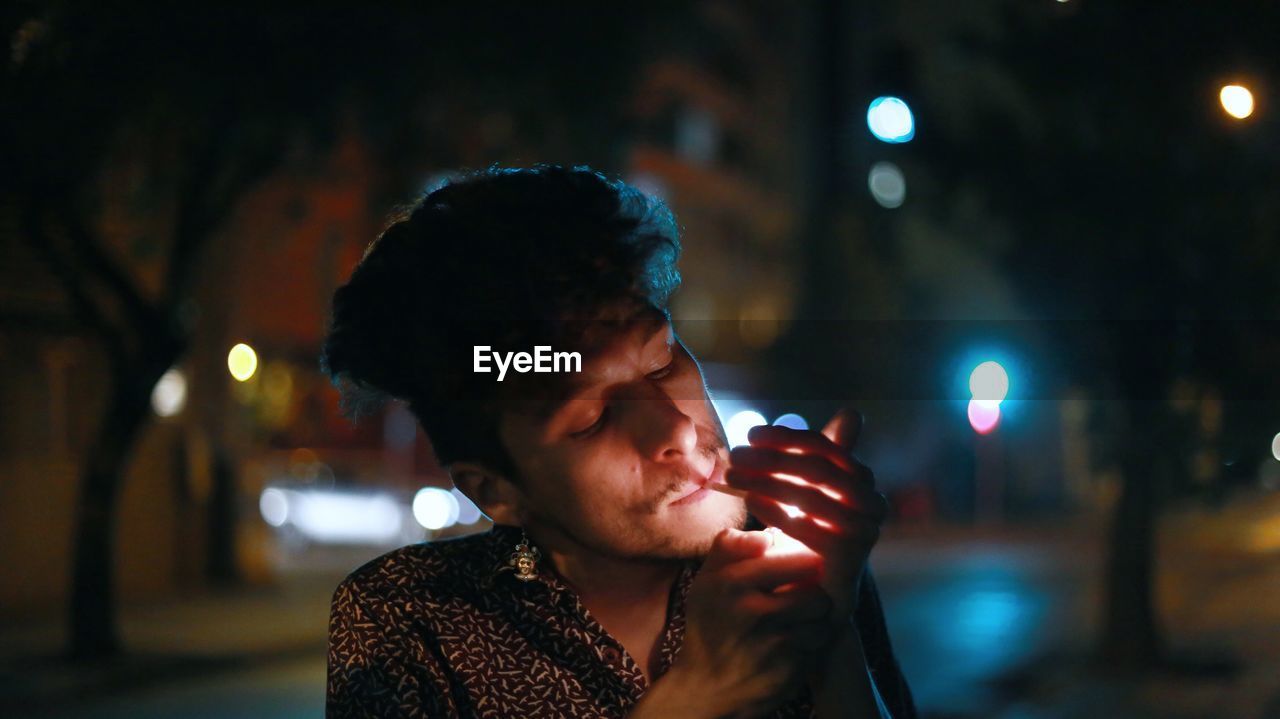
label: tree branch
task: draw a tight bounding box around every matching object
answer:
[20,202,127,363]
[64,211,163,335]
[164,124,284,311]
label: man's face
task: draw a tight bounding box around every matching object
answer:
[499,315,746,561]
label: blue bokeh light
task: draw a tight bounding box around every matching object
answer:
[867,96,915,143]
[772,412,810,431]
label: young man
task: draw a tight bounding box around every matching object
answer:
[322,166,915,718]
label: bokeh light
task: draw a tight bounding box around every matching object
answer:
[726,409,768,448]
[969,360,1010,408]
[1219,84,1255,119]
[227,342,259,382]
[968,399,1001,434]
[290,491,403,544]
[150,368,188,418]
[1272,432,1280,462]
[413,487,460,530]
[867,96,915,143]
[451,487,484,525]
[868,161,906,208]
[772,413,809,431]
[258,487,289,528]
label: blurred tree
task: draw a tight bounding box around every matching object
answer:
[963,1,1280,669]
[2,1,676,660]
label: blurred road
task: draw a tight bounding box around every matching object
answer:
[874,528,1094,717]
[42,657,324,719]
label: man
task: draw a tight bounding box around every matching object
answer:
[322,166,915,718]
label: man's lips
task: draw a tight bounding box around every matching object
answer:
[669,456,727,505]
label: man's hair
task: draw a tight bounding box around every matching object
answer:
[320,165,682,476]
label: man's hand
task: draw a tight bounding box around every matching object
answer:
[632,528,834,719]
[726,408,888,619]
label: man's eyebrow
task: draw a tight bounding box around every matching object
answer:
[533,318,671,420]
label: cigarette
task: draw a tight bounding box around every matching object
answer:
[707,483,749,499]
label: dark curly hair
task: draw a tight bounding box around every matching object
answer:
[320,165,682,476]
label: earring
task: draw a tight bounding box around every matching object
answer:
[508,531,541,582]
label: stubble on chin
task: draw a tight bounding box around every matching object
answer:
[646,498,749,560]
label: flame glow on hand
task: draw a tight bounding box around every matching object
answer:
[763,526,816,558]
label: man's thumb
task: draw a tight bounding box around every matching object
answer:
[704,528,770,571]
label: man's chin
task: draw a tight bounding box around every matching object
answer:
[656,499,748,559]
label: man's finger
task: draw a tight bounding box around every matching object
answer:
[730,445,874,497]
[745,425,858,474]
[727,467,850,522]
[718,547,823,590]
[757,582,833,626]
[745,496,841,556]
[702,527,770,572]
[822,408,863,453]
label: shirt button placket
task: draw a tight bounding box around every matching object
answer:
[600,644,622,666]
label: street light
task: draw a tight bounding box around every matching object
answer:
[1220,84,1255,120]
[969,360,1010,409]
[967,360,1009,434]
[967,399,1001,434]
[227,342,259,382]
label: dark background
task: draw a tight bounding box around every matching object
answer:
[2,2,1279,717]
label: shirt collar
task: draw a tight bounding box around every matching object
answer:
[485,524,703,598]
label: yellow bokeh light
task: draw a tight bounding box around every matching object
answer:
[227,342,259,382]
[1219,84,1254,119]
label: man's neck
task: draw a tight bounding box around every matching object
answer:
[531,528,683,680]
[549,546,681,607]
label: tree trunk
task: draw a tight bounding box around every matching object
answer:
[69,350,177,660]
[1101,401,1164,668]
[205,445,240,585]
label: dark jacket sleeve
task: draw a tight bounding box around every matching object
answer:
[853,569,917,719]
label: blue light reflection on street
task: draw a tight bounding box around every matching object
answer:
[950,586,1040,657]
[875,546,1066,715]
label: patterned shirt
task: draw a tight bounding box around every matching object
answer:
[327,523,916,718]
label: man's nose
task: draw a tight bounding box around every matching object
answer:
[631,397,698,463]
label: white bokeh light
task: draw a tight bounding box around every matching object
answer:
[451,487,484,525]
[868,162,906,208]
[726,410,768,448]
[258,488,404,545]
[150,368,188,417]
[969,361,1010,408]
[259,487,289,527]
[1271,432,1280,462]
[414,487,460,530]
[291,491,403,544]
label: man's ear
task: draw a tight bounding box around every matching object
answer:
[449,461,525,526]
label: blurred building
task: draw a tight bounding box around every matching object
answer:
[627,3,803,365]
